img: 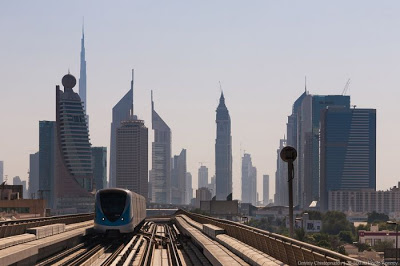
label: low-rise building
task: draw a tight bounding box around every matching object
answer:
[200,200,238,220]
[358,225,397,247]
[254,206,302,220]
[294,213,321,232]
[329,183,400,214]
[195,187,212,208]
[0,184,46,218]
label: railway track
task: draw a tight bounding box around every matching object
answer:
[35,221,210,266]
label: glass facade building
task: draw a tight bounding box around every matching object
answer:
[320,107,376,211]
[116,119,148,199]
[54,74,94,212]
[215,92,232,200]
[110,74,134,188]
[91,147,107,191]
[39,121,56,208]
[151,92,172,204]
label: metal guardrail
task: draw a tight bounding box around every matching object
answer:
[0,213,94,238]
[177,210,366,265]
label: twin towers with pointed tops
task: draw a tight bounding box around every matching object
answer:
[65,25,233,204]
[108,73,233,204]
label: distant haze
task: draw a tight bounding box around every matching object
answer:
[0,1,399,201]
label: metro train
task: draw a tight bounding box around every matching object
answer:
[94,188,146,233]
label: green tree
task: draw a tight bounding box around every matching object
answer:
[353,242,371,252]
[373,240,394,252]
[317,240,331,249]
[305,211,322,220]
[329,235,341,251]
[337,245,347,255]
[322,211,353,235]
[356,224,370,231]
[338,231,354,244]
[295,228,306,241]
[367,211,389,223]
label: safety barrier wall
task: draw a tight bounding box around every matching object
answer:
[0,213,94,238]
[177,210,365,265]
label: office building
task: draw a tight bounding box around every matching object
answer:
[151,91,172,204]
[186,172,193,205]
[263,174,269,206]
[92,147,107,191]
[198,165,208,189]
[12,177,28,198]
[12,176,24,197]
[241,153,257,206]
[329,185,400,214]
[0,161,3,184]
[39,121,55,208]
[320,107,376,211]
[171,149,186,205]
[116,119,148,199]
[79,25,87,117]
[54,74,94,212]
[215,92,232,200]
[195,187,212,208]
[286,90,350,208]
[110,71,134,188]
[29,152,39,199]
[274,138,288,206]
[208,175,216,197]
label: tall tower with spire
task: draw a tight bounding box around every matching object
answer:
[215,92,232,200]
[151,91,172,204]
[79,23,87,115]
[109,71,134,188]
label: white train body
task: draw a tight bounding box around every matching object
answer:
[94,188,146,233]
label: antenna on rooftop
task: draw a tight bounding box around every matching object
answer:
[342,78,351,95]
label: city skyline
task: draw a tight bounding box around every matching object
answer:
[1,1,399,201]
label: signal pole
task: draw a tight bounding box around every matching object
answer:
[280,146,297,238]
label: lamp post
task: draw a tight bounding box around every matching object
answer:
[280,146,297,238]
[387,221,399,264]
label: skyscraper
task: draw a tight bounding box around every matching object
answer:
[91,147,107,191]
[39,121,55,208]
[208,175,216,197]
[0,161,3,184]
[171,149,186,205]
[310,95,350,203]
[79,25,87,114]
[198,165,208,189]
[320,107,376,211]
[263,174,269,206]
[186,172,193,205]
[151,91,172,204]
[241,153,257,205]
[215,92,232,200]
[55,74,94,212]
[274,138,288,206]
[13,176,24,198]
[286,90,350,208]
[29,152,39,199]
[286,91,311,208]
[110,71,134,188]
[116,119,148,199]
[195,187,212,208]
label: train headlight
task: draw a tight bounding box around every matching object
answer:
[121,217,124,221]
[102,217,105,221]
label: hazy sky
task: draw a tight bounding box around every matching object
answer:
[1,1,399,201]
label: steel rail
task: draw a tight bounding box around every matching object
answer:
[178,209,365,265]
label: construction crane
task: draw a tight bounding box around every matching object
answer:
[342,78,351,95]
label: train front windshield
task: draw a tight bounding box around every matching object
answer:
[99,190,127,222]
